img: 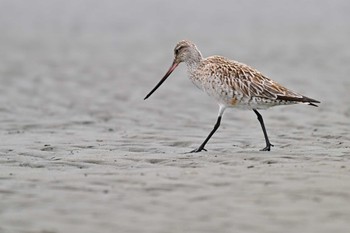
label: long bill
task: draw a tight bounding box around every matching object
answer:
[144,61,179,100]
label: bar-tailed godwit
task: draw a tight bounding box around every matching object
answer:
[144,40,320,152]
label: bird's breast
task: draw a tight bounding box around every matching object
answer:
[189,72,240,106]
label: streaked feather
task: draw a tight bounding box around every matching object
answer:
[192,56,320,108]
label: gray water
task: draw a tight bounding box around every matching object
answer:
[1,1,350,233]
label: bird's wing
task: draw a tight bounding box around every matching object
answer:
[233,62,303,99]
[203,56,319,106]
[233,62,320,106]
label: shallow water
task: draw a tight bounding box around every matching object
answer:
[1,0,350,233]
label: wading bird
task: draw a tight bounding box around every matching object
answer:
[144,40,320,152]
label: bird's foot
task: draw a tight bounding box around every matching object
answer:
[260,143,274,151]
[189,147,207,153]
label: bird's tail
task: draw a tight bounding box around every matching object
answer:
[276,95,320,107]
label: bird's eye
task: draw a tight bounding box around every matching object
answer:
[175,46,184,55]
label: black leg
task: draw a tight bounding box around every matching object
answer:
[190,116,222,153]
[253,109,273,151]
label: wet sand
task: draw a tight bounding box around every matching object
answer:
[1,1,350,233]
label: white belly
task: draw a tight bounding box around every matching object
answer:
[190,75,294,110]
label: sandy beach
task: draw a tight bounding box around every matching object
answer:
[1,1,350,232]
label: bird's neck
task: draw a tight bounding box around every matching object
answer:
[185,59,201,74]
[185,51,203,75]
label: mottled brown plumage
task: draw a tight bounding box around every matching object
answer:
[145,40,320,152]
[190,55,319,108]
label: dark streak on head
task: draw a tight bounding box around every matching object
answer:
[174,45,184,55]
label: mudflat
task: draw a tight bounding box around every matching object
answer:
[1,1,349,233]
